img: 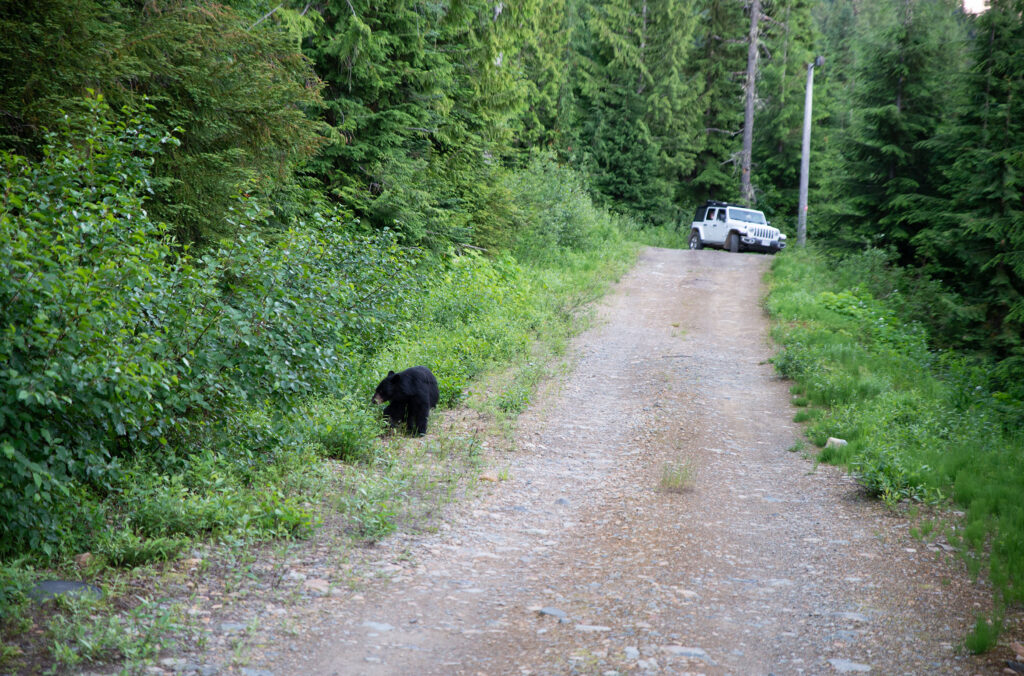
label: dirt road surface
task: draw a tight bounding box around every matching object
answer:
[254,247,996,675]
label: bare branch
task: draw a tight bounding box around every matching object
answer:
[248,3,282,31]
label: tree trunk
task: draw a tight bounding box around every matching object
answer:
[741,0,760,206]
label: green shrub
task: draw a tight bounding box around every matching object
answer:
[504,153,625,264]
[305,395,384,463]
[0,98,417,559]
[96,532,187,568]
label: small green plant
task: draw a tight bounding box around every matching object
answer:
[45,595,183,671]
[306,395,383,463]
[0,561,34,637]
[496,363,545,415]
[659,460,695,493]
[96,531,188,568]
[793,410,815,423]
[964,614,1002,654]
[337,474,399,540]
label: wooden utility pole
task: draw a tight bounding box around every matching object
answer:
[797,56,824,247]
[740,0,760,207]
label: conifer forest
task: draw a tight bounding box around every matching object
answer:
[2,0,1024,666]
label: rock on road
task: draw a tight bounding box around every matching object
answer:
[265,247,994,675]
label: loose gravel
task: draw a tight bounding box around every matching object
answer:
[153,247,1017,676]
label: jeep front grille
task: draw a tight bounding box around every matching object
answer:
[749,226,777,239]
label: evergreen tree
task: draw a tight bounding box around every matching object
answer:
[513,0,575,151]
[687,0,747,203]
[826,0,964,258]
[571,0,703,224]
[751,0,820,226]
[809,0,861,240]
[301,0,533,247]
[645,0,704,224]
[573,0,666,220]
[301,0,458,242]
[923,0,1024,358]
[0,0,325,244]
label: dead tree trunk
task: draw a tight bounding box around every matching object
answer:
[741,0,760,206]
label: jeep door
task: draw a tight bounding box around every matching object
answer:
[706,208,725,245]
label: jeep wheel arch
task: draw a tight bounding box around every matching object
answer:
[688,231,704,250]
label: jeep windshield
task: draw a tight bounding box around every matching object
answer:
[727,208,767,225]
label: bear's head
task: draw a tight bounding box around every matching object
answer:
[372,370,398,404]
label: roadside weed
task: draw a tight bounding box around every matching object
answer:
[659,460,695,493]
[964,615,1002,654]
[45,595,184,672]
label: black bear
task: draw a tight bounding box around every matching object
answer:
[372,366,440,436]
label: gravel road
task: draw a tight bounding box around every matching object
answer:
[195,247,1003,676]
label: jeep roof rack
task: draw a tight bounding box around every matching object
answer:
[705,199,729,207]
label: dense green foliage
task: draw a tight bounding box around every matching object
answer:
[0,98,416,557]
[751,0,821,219]
[767,247,1024,647]
[3,0,1024,660]
[0,0,325,243]
[811,0,1024,373]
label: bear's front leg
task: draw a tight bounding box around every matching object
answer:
[383,402,407,429]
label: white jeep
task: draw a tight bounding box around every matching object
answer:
[688,200,786,254]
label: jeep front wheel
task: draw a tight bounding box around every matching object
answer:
[726,232,740,253]
[688,232,703,250]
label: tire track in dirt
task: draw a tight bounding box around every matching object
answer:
[262,247,996,675]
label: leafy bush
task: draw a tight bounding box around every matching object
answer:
[376,252,539,407]
[0,98,416,558]
[301,390,385,464]
[1,100,177,556]
[503,153,625,264]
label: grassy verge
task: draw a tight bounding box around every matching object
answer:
[765,245,1024,651]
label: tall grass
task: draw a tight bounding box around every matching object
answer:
[766,246,1024,649]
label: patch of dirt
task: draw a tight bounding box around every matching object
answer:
[122,247,1021,675]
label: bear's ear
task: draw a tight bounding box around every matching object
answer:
[387,370,395,377]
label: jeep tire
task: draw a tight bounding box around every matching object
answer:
[688,231,703,250]
[726,232,740,253]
